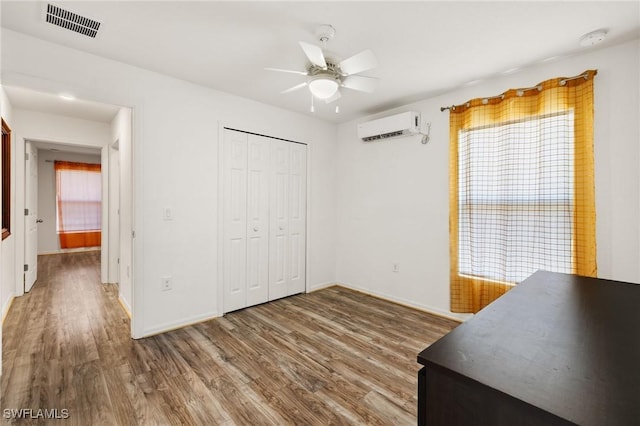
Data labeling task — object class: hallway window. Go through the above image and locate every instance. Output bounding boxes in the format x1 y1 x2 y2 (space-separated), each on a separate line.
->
55 161 102 249
1 118 10 240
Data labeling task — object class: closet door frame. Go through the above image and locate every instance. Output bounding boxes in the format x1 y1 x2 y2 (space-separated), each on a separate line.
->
217 125 310 316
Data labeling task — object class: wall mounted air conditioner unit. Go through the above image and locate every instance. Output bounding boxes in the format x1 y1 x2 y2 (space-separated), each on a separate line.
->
357 111 421 142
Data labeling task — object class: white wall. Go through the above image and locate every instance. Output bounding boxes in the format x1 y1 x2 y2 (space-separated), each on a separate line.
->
37 150 101 254
1 29 338 338
335 39 640 319
11 109 111 147
0 85 15 373
1 87 15 318
2 27 638 340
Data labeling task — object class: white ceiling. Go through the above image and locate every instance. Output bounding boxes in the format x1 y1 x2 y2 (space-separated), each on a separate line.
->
30 140 101 155
3 86 120 123
1 1 639 123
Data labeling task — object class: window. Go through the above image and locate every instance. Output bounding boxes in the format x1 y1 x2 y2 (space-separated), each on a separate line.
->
55 161 102 249
448 70 597 313
458 112 575 284
2 118 10 240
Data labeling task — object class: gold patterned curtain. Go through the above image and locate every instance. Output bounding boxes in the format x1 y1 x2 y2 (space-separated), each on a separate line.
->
448 70 597 313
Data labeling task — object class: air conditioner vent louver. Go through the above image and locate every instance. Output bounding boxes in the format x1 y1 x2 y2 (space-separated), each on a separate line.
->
362 130 406 142
46 4 101 38
357 111 421 142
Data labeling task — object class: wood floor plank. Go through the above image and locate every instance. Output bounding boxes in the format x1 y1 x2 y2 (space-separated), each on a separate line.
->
363 390 416 425
1 252 459 425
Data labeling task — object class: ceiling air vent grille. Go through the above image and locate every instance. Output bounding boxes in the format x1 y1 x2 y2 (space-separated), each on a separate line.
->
46 4 101 38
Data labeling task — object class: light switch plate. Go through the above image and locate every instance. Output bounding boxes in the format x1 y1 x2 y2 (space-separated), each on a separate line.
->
161 276 172 291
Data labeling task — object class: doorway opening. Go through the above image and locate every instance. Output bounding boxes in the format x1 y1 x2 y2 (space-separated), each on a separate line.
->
24 141 104 292
1 86 133 333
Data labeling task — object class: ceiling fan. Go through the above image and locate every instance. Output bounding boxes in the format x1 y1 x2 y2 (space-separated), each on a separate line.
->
266 25 378 111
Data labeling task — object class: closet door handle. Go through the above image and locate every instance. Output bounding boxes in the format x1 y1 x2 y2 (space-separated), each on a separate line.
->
279 226 284 231
253 227 259 232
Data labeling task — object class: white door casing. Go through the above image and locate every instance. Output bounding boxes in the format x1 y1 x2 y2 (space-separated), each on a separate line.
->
109 142 121 284
24 142 38 292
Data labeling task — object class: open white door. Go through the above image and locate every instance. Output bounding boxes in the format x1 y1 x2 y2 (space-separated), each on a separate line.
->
24 142 38 292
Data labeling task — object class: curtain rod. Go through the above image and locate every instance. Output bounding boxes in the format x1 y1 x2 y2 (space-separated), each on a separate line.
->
440 72 592 112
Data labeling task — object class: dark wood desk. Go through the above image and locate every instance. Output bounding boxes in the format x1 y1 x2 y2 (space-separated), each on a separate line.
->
417 271 640 425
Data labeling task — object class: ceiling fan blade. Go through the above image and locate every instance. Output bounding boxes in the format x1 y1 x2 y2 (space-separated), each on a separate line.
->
264 67 308 76
299 41 327 69
342 75 378 93
324 90 342 104
339 49 378 75
281 82 308 94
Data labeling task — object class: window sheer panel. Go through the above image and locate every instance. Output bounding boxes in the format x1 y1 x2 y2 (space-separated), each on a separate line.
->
55 161 102 249
56 169 102 231
449 71 597 313
458 113 575 284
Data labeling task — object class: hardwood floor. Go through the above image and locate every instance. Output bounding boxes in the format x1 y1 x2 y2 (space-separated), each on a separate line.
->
1 252 458 425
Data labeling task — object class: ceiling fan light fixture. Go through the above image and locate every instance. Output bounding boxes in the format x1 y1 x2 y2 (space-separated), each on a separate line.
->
308 76 339 100
270 25 378 112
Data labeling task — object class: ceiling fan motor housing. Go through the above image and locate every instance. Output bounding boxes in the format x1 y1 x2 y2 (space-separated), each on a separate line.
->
316 24 336 43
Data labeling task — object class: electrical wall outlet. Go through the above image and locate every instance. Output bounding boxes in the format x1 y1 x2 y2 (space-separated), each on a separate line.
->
163 207 173 221
161 276 172 291
393 263 400 272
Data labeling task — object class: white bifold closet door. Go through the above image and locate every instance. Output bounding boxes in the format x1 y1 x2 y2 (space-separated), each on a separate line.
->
223 129 306 313
269 140 307 300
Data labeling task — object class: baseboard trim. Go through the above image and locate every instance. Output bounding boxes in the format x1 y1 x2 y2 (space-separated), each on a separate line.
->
140 311 220 339
307 281 337 293
136 284 468 339
118 294 132 319
1 294 15 324
39 247 101 255
334 281 471 323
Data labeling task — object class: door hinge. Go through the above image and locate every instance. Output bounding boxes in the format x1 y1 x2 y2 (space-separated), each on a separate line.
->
132 230 136 238
117 258 120 264
24 208 29 216
24 264 28 272
25 153 29 161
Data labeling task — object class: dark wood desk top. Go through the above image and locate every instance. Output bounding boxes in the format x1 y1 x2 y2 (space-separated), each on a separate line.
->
418 271 640 425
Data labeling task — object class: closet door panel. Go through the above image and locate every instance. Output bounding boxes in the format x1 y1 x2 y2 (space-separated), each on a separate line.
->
288 143 307 295
224 129 307 312
246 135 270 306
269 140 290 301
223 130 248 312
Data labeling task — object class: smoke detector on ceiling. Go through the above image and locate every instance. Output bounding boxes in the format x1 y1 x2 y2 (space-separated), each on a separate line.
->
579 29 607 47
45 3 101 38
